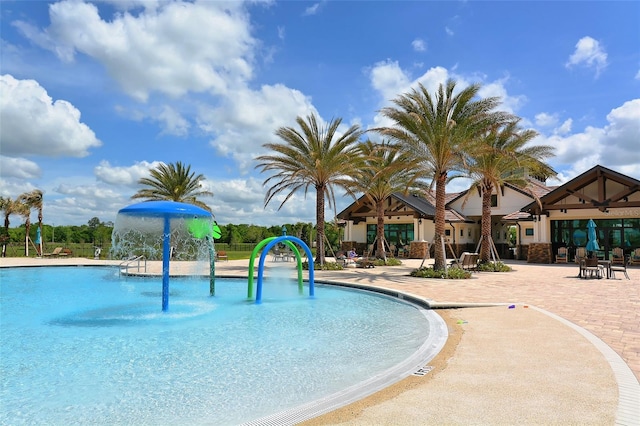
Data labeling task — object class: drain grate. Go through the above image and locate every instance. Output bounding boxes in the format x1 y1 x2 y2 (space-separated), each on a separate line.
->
412 365 434 376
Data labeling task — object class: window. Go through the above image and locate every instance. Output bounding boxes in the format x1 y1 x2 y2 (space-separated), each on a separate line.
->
491 194 498 207
444 229 451 236
366 223 414 245
525 228 534 236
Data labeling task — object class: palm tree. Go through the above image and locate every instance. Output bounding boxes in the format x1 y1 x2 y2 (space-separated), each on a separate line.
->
0 196 19 257
464 120 556 262
131 162 213 212
350 140 431 259
255 114 363 264
377 79 509 270
14 198 31 256
18 190 43 256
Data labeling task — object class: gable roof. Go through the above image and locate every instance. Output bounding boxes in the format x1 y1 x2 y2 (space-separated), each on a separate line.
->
521 164 640 214
337 192 471 223
447 178 555 206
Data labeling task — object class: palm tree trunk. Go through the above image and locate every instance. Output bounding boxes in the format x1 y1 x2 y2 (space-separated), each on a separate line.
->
24 218 30 257
38 208 43 257
433 172 447 270
481 188 493 262
376 200 385 258
315 185 325 265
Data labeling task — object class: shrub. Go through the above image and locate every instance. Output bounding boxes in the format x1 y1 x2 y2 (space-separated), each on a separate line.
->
372 257 403 266
302 261 344 271
477 261 512 272
410 267 472 279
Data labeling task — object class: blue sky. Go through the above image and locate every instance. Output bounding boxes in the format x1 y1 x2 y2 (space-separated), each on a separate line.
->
1 0 639 227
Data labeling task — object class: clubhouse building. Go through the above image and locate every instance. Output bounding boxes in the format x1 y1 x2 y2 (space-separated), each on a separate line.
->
337 165 640 263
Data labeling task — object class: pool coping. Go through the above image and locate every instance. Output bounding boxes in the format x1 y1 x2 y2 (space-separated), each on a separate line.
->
241 283 449 426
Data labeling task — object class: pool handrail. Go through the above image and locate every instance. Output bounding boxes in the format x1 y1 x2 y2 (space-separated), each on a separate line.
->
119 255 147 275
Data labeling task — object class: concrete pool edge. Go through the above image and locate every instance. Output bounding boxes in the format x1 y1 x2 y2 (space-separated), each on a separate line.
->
241 287 449 426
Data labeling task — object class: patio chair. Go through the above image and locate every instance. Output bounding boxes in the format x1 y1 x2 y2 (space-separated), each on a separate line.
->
556 247 568 263
574 247 587 264
610 258 630 280
581 257 603 279
611 247 625 265
271 248 284 262
629 248 640 266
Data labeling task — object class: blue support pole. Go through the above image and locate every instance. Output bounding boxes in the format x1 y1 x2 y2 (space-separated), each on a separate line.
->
162 215 170 311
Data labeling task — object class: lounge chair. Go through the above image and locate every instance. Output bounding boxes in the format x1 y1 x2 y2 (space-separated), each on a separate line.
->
611 247 625 265
556 247 568 263
43 247 64 257
450 252 479 272
574 247 587 264
629 248 640 266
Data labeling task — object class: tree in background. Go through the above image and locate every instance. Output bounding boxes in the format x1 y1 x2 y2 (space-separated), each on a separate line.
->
0 196 20 257
464 120 556 262
256 114 363 264
131 161 213 212
378 80 508 270
350 140 430 259
14 198 31 256
18 190 44 256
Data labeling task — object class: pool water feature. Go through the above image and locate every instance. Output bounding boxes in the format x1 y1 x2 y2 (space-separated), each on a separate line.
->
0 267 446 425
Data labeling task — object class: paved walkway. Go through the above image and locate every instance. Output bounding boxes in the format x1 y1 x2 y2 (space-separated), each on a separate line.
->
2 257 639 425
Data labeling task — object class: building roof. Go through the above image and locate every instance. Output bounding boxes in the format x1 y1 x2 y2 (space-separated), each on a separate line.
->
337 192 472 223
521 164 640 215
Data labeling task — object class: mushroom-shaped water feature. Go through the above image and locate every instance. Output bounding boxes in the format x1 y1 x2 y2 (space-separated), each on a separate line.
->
115 201 214 311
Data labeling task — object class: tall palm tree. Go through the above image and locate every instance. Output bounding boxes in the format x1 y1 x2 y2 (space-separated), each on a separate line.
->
0 196 19 257
14 197 32 256
350 140 431 259
256 114 363 264
18 190 43 256
465 120 556 262
131 161 213 212
377 79 509 270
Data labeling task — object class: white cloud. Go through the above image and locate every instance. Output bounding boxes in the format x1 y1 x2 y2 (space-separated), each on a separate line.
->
198 83 317 172
555 118 572 135
535 112 559 128
0 74 102 157
565 36 608 77
94 160 164 186
445 26 454 36
25 1 257 102
0 156 42 179
412 38 427 52
155 105 190 136
368 63 524 115
540 99 640 179
303 2 325 16
368 60 414 104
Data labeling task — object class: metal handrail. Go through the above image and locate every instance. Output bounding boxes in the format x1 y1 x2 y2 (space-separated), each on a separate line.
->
119 255 147 275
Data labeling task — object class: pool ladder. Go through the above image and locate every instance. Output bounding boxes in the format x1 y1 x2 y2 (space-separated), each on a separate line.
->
119 255 147 275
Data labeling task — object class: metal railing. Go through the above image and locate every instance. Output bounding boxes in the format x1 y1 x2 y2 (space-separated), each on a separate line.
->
119 255 147 275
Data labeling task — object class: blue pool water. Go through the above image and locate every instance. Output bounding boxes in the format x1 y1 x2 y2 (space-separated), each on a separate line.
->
0 267 440 425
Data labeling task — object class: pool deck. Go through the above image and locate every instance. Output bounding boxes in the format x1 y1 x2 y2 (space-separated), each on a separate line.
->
2 256 639 425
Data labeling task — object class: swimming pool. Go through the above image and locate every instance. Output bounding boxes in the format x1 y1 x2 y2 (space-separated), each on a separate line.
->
0 266 446 425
